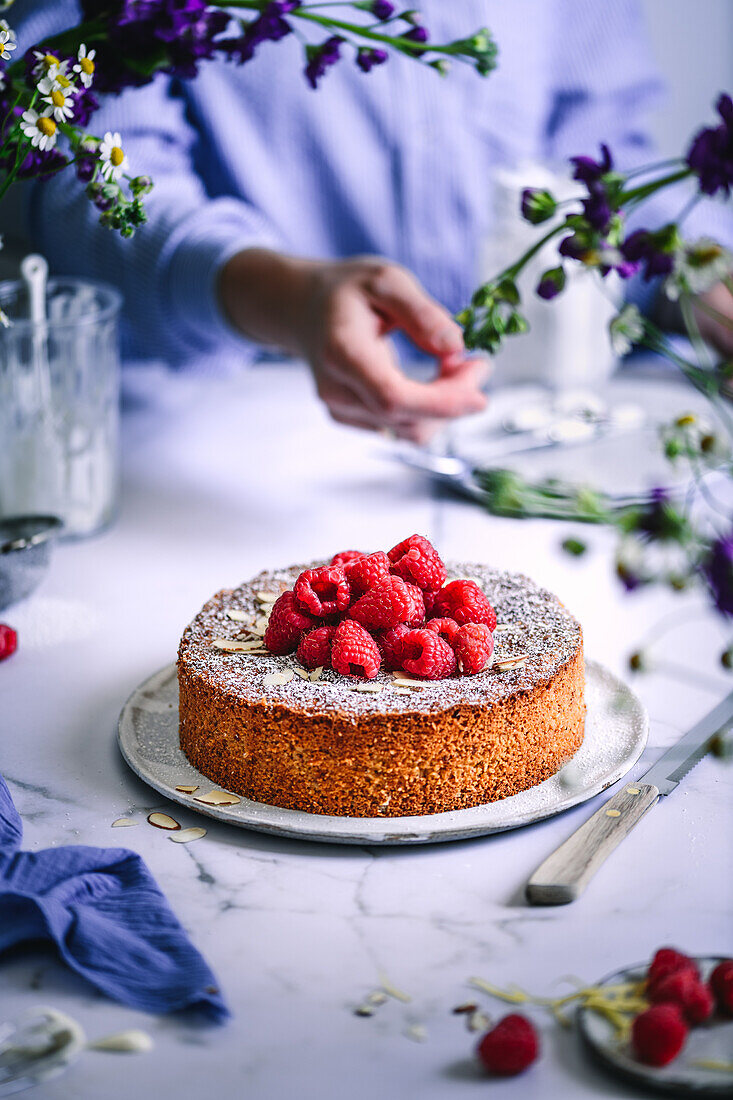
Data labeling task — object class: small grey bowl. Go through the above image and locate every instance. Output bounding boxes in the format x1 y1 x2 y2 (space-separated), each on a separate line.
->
0 515 63 610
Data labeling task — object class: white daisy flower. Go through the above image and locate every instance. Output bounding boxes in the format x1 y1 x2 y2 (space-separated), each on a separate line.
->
99 131 128 182
0 70 6 92
20 107 58 151
73 44 96 88
664 238 733 301
0 307 11 329
0 19 15 42
32 51 70 82
38 75 75 122
0 26 16 60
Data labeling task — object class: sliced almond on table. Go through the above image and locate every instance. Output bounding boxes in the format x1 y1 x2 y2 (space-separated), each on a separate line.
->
175 784 199 794
111 817 138 828
366 990 388 1006
169 827 207 844
194 789 241 806
379 975 412 1003
88 1029 153 1053
225 609 250 623
263 670 294 687
147 812 180 830
354 1004 375 1017
404 1024 427 1042
467 1010 491 1032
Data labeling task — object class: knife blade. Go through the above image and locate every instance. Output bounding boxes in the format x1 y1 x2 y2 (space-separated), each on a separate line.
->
526 689 733 905
638 687 733 795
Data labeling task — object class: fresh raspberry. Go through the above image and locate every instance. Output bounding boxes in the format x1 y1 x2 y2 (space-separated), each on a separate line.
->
0 624 18 662
453 623 495 674
263 592 315 655
477 1014 539 1076
376 623 410 671
350 575 423 631
647 948 698 994
426 617 460 647
345 551 391 597
650 968 714 1025
432 579 497 630
330 549 365 568
400 628 456 679
631 1004 687 1067
388 534 447 592
423 588 441 616
294 566 350 617
405 582 426 625
710 960 733 1015
296 625 336 670
331 620 381 679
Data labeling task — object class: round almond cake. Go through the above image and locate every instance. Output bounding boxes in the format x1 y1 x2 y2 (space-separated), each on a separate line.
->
178 561 586 817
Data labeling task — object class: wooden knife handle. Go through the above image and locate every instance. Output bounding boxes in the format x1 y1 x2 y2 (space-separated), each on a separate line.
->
526 783 660 906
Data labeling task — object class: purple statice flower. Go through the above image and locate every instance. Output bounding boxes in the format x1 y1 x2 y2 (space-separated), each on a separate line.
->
304 36 343 89
570 143 613 185
15 147 68 180
704 530 733 616
356 47 388 73
536 266 565 300
71 87 99 127
621 228 675 281
219 4 293 65
371 1 394 19
686 92 733 197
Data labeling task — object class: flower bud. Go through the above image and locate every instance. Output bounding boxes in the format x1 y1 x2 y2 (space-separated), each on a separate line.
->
520 187 557 224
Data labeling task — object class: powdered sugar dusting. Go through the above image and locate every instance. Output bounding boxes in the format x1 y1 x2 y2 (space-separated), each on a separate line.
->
178 561 582 718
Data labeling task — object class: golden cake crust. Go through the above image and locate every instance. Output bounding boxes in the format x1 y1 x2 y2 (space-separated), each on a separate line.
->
177 562 586 817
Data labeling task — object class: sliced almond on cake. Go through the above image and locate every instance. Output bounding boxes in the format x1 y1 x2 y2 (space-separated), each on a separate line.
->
225 609 250 622
263 670 294 687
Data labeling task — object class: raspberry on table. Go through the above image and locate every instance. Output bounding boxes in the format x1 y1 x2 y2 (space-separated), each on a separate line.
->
477 1014 539 1076
646 948 698 994
710 959 733 1015
331 620 381 679
0 623 17 661
345 551 391 597
400 628 456 679
426 617 460 647
330 549 365 568
432 579 497 630
388 534 447 592
631 1004 688 1067
376 623 409 671
453 622 494 674
650 968 714 1026
263 592 315 655
297 625 336 670
350 575 423 631
294 566 350 617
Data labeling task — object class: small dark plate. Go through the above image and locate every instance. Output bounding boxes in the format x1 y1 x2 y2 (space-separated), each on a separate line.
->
0 515 63 609
578 957 733 1096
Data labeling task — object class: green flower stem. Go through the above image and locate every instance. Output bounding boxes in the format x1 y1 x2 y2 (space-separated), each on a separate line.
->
502 222 567 280
618 167 692 210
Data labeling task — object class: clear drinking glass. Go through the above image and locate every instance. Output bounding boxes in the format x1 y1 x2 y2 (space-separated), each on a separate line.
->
0 277 122 538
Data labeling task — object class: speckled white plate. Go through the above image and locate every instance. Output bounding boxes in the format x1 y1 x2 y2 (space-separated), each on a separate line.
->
117 659 648 845
578 958 733 1096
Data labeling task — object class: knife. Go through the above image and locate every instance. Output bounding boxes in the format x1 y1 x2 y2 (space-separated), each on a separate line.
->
526 689 733 906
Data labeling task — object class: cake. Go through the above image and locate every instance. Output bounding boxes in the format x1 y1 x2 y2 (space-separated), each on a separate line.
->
178 549 585 818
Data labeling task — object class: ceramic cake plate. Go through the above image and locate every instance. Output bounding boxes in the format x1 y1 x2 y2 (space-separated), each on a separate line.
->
117 658 648 846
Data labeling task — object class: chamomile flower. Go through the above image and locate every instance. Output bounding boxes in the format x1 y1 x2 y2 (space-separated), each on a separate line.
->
99 131 128 182
32 50 70 81
39 75 75 122
20 107 58 151
0 25 16 60
73 44 95 88
0 307 10 329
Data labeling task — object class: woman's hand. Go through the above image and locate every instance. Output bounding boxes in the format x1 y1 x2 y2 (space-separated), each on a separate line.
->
219 249 487 441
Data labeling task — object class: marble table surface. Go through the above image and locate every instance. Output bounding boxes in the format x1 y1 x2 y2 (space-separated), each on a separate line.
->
3 362 732 1099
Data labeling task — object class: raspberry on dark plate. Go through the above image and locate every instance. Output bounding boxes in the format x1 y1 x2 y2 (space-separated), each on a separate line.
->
400 628 456 679
477 1014 539 1076
294 566 350 617
631 1004 688 1067
264 592 315 655
388 534 447 592
331 620 381 679
0 624 18 662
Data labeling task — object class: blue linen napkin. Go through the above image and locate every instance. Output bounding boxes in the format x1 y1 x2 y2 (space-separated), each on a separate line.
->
0 774 229 1022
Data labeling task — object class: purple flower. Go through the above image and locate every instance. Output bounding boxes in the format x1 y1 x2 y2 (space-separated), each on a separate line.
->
219 3 293 64
371 0 394 19
559 234 588 261
536 266 566 300
686 92 733 197
15 147 68 180
76 154 97 183
304 36 343 89
581 184 613 233
356 47 388 73
404 24 429 44
570 143 613 185
621 228 675 281
704 531 733 616
71 87 99 127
